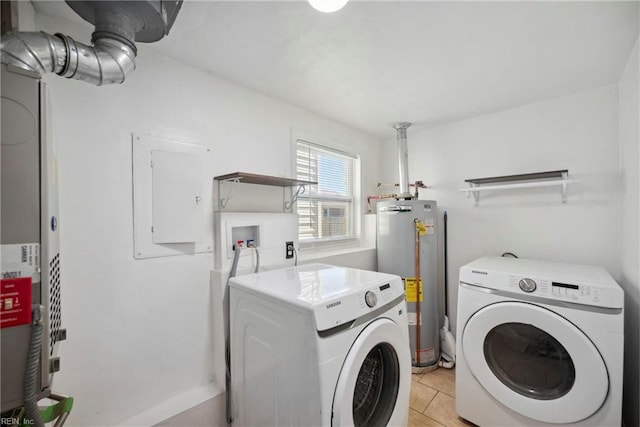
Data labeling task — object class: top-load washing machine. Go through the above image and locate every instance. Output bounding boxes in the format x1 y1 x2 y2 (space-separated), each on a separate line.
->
228 263 411 426
456 256 624 427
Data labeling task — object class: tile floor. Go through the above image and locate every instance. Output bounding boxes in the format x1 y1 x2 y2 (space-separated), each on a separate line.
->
409 368 475 427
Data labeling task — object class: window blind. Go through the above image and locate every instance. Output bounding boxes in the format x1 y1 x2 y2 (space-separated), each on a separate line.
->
296 139 357 243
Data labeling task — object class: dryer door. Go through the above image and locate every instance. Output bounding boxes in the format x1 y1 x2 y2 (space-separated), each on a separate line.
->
462 301 608 424
332 318 411 427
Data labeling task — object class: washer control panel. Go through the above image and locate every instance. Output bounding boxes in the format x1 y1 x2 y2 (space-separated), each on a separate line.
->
364 291 378 307
314 276 404 332
358 282 399 310
518 278 537 293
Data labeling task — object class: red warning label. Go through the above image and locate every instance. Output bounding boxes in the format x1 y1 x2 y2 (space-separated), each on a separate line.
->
1 277 32 328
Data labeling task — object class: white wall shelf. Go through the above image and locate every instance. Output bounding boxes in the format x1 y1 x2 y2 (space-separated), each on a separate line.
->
460 170 577 205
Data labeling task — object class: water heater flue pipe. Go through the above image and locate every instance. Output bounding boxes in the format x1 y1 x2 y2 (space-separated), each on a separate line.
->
0 1 182 85
393 122 412 199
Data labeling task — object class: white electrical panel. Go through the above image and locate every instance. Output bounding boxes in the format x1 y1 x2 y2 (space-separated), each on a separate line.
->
151 150 203 243
132 133 212 259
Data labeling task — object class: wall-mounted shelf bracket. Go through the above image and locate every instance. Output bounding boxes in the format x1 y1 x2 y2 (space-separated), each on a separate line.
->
460 170 577 206
467 182 480 205
214 172 317 212
284 184 306 210
218 177 241 209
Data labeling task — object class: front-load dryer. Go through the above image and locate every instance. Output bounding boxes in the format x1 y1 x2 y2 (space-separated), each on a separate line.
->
456 256 624 427
228 263 411 426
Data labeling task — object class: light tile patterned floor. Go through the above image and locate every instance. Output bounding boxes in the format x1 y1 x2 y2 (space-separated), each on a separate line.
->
409 368 476 427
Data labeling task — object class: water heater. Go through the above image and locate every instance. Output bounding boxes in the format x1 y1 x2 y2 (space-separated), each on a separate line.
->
377 199 440 369
1 64 65 412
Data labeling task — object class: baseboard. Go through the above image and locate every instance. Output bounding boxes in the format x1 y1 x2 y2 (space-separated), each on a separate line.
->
116 382 224 427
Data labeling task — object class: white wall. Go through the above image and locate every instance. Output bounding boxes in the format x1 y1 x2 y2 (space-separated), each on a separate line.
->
34 13 381 426
618 36 639 427
381 85 621 336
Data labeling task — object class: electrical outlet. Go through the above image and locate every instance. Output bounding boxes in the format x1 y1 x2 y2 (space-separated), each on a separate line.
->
286 241 294 259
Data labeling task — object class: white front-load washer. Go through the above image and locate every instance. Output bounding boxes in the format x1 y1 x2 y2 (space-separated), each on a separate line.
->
228 263 411 426
456 256 624 427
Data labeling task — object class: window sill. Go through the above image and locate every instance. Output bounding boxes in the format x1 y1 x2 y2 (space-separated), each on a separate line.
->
298 243 370 260
297 243 377 271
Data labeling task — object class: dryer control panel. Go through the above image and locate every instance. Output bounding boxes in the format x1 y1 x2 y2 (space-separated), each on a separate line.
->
459 256 623 309
505 275 619 308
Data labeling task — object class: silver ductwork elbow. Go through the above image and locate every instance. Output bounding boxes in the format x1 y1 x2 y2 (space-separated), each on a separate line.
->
393 122 413 199
1 31 136 85
0 0 182 86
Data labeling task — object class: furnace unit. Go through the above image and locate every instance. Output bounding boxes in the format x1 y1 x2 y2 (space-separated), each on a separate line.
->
1 64 65 413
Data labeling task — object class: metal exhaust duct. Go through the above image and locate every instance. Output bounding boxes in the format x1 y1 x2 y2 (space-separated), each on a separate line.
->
393 122 412 199
0 1 182 86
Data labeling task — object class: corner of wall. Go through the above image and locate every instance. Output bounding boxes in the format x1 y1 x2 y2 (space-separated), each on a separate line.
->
617 31 640 427
16 1 36 31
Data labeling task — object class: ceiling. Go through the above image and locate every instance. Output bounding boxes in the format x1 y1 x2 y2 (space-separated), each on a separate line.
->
34 1 639 138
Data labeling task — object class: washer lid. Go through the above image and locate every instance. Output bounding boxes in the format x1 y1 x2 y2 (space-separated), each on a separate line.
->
229 264 405 331
230 264 395 302
462 301 608 424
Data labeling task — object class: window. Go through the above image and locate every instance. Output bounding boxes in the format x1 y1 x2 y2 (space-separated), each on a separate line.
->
296 138 359 245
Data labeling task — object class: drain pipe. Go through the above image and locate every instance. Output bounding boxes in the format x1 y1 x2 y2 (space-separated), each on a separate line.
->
393 122 412 199
439 211 456 368
1 1 182 85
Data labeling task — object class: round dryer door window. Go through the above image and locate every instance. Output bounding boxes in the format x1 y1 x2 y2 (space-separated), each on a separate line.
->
484 322 576 400
332 319 411 427
462 302 609 424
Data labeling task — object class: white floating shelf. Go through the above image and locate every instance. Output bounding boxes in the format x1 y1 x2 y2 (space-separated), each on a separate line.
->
460 170 577 205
